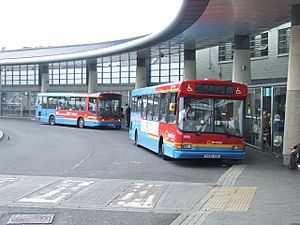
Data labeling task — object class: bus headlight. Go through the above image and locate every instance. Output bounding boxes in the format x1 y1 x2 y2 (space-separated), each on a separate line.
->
182 144 192 149
232 145 243 150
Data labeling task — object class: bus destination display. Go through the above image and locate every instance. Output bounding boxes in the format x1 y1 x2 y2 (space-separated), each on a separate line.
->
195 84 235 95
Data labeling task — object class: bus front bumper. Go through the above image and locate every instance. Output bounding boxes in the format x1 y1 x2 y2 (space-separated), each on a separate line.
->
173 149 245 160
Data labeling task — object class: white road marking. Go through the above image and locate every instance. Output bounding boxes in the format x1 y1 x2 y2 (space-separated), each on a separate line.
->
18 180 94 204
111 182 166 208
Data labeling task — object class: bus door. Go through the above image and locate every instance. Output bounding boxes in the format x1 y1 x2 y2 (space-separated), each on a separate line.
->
38 96 48 118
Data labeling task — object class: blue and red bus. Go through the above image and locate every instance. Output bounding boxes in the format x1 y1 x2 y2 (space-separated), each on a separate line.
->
36 92 122 128
129 79 248 160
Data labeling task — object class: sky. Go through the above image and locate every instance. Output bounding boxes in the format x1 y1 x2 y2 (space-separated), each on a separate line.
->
0 0 183 50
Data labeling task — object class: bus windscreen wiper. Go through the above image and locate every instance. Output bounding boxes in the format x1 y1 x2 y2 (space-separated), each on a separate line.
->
220 122 231 137
195 124 206 136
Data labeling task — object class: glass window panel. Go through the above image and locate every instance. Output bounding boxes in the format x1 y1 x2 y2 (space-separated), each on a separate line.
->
112 78 119 84
151 64 159 70
103 79 111 84
121 66 128 71
103 67 111 72
151 77 159 83
161 70 169 76
130 78 136 83
170 76 180 82
151 70 159 76
112 66 120 72
161 64 169 70
112 72 119 78
170 62 180 69
103 72 110 79
60 68 66 74
170 69 179 76
67 68 74 74
121 77 128 83
161 76 169 82
121 71 129 78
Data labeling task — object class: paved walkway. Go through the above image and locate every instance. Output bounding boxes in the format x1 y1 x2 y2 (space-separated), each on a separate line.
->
172 148 300 225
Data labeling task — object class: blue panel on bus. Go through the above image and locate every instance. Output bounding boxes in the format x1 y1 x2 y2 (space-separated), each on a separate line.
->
132 86 156 96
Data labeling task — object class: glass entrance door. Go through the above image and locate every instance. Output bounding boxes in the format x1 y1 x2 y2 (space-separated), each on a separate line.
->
262 87 272 151
246 88 262 148
272 86 286 154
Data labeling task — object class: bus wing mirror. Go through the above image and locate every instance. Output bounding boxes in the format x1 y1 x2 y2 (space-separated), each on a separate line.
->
169 103 176 112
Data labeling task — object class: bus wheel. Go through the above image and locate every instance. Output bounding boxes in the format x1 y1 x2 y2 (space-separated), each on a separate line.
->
159 139 168 160
134 131 139 147
78 118 84 128
49 116 55 126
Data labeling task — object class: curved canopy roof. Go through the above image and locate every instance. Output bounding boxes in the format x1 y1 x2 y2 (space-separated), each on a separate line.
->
0 0 299 65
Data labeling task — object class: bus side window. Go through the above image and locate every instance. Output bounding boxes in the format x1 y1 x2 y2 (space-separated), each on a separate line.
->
146 95 154 121
137 97 142 114
75 97 85 111
167 92 177 124
42 96 47 108
89 97 97 113
48 97 57 109
159 93 167 122
153 94 159 121
131 97 136 112
141 96 147 119
57 97 66 110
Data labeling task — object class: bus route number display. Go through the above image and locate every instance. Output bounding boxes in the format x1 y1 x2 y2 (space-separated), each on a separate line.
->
195 84 235 95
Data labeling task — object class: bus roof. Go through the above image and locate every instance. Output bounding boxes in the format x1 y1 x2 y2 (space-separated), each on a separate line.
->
132 79 248 98
37 92 121 98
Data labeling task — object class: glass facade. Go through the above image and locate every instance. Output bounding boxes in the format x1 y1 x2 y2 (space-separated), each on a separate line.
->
250 32 268 58
49 60 86 85
218 43 234 62
0 65 39 85
245 85 286 155
150 42 184 84
97 52 136 84
1 92 37 117
278 27 291 54
218 32 269 62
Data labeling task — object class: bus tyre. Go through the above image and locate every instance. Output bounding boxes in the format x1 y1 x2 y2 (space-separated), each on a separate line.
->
159 140 168 160
49 116 55 126
78 118 84 129
134 131 139 147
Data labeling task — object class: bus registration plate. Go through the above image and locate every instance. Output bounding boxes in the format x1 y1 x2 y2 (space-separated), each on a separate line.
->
204 154 221 159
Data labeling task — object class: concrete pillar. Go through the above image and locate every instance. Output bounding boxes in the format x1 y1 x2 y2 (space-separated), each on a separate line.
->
184 50 196 80
135 58 146 89
232 35 251 84
39 64 49 93
282 4 300 166
87 59 97 94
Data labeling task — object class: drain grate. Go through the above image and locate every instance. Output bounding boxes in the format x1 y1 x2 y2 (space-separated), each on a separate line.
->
201 186 257 212
7 214 55 224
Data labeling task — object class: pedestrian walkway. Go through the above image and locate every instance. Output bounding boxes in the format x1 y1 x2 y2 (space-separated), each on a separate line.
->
172 147 300 225
0 175 214 214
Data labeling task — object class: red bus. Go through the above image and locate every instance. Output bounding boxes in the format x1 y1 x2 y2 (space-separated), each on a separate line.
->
129 79 248 160
36 92 122 128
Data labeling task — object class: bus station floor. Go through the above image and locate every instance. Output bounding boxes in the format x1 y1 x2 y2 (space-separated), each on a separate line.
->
171 146 300 225
0 128 299 225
